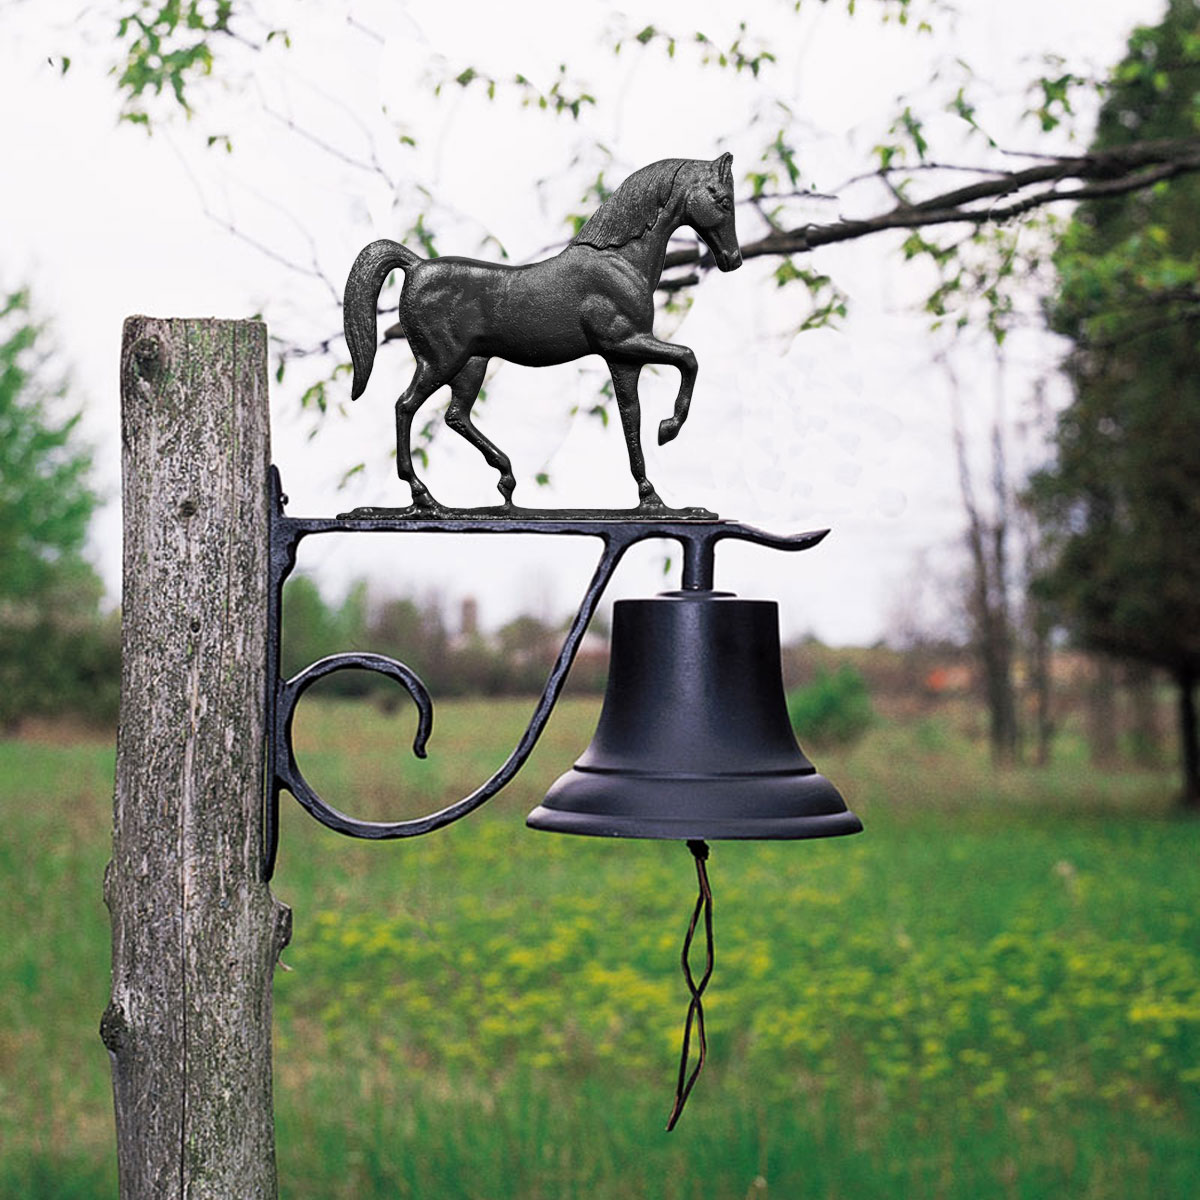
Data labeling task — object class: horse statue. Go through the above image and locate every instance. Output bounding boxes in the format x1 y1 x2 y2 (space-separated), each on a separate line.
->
343 154 741 512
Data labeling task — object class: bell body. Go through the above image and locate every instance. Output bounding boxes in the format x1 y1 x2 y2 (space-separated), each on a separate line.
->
527 591 863 841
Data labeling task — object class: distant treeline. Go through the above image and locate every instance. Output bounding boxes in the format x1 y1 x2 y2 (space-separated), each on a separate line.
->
1 571 1171 776
0 577 121 732
280 577 610 701
0 574 614 733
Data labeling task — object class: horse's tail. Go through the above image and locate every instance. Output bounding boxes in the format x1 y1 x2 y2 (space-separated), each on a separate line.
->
344 239 421 400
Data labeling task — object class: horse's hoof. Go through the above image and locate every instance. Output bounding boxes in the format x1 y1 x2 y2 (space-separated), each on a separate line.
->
497 474 517 503
658 418 680 445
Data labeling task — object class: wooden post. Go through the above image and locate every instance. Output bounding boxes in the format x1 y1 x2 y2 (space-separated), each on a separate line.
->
103 318 292 1197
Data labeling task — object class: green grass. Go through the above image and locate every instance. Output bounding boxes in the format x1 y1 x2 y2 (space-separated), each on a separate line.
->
1 699 1197 1198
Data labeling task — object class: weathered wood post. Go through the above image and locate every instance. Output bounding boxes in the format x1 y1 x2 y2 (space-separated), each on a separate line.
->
103 317 292 1197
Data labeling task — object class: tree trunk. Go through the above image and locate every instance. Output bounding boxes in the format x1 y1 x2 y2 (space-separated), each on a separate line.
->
1124 662 1161 766
945 360 1020 768
1178 666 1200 810
1087 655 1119 768
103 317 291 1197
1028 602 1054 768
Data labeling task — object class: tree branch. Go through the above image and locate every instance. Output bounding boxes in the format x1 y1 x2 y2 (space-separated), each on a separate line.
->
663 137 1200 272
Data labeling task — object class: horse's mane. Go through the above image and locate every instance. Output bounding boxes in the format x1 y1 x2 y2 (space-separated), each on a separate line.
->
570 159 692 250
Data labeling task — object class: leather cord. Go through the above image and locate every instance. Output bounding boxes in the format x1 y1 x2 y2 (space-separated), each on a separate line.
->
666 839 714 1131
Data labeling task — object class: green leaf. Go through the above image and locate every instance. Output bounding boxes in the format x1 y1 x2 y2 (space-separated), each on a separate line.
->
338 462 365 488
774 258 803 287
301 380 327 414
897 106 928 160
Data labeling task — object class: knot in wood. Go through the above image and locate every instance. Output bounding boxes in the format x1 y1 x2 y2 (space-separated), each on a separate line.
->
131 335 163 381
99 1001 129 1054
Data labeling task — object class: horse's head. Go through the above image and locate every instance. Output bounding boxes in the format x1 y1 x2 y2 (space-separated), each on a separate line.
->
685 153 742 273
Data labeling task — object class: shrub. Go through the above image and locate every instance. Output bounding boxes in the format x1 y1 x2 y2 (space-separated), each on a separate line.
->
786 665 875 748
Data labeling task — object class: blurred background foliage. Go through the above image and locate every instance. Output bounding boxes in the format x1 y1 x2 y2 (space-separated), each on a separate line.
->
1033 0 1200 807
786 665 877 749
0 290 119 732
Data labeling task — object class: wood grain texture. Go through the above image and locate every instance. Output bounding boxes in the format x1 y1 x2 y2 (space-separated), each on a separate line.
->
105 317 291 1198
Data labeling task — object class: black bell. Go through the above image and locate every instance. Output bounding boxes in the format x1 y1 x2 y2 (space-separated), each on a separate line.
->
527 590 863 841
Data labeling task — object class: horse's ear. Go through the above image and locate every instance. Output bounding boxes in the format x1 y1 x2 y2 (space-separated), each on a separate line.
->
715 152 734 185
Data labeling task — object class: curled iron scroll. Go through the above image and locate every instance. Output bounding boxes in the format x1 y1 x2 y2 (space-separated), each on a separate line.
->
267 535 629 866
274 652 434 838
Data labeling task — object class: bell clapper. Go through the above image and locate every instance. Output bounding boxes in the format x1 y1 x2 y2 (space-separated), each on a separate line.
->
666 839 715 1131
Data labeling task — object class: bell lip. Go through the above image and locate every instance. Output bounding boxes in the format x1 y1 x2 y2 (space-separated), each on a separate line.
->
525 806 863 841
536 764 852 820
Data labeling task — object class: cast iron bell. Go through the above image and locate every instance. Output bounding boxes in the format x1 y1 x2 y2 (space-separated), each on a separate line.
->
527 590 862 841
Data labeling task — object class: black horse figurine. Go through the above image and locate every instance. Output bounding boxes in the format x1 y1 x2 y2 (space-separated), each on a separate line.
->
343 153 741 512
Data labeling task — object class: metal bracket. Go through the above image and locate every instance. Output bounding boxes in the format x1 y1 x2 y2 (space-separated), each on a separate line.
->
264 466 828 880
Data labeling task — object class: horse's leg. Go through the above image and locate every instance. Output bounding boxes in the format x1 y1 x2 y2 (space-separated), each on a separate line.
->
610 333 698 446
395 358 446 508
607 360 662 508
443 357 517 505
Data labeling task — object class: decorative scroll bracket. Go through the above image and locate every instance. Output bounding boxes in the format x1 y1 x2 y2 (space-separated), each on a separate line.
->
263 466 829 880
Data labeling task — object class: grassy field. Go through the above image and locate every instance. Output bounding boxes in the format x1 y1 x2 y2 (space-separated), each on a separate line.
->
0 696 1197 1198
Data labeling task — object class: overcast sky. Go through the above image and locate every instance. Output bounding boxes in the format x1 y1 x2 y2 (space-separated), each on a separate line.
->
0 0 1161 643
